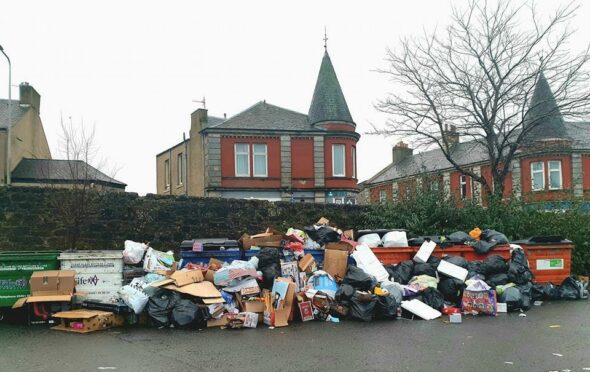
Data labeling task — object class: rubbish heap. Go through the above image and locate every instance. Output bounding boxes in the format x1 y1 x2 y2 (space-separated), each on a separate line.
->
7 219 589 332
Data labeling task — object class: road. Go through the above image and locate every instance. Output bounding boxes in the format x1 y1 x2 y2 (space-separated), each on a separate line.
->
0 300 589 372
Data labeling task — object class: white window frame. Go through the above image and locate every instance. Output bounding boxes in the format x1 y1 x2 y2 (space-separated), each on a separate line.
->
548 160 562 190
352 147 357 179
531 161 545 191
332 144 346 177
164 159 170 189
379 190 387 204
177 153 184 186
459 175 468 199
252 144 268 177
234 143 250 177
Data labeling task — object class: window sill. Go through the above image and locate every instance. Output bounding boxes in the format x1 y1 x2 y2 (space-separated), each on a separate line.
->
176 184 184 189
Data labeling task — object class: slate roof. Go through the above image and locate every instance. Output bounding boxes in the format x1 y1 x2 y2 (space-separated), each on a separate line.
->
0 99 29 129
207 101 315 132
12 159 126 187
525 72 570 141
206 116 226 128
565 121 590 149
308 51 354 125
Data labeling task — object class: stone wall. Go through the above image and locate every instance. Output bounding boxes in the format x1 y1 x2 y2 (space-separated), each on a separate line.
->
0 187 369 252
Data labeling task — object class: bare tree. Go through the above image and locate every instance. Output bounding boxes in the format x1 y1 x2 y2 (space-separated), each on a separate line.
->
49 116 119 249
373 0 590 198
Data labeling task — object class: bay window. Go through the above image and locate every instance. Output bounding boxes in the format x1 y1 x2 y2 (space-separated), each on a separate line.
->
332 144 345 177
548 160 562 190
530 161 545 191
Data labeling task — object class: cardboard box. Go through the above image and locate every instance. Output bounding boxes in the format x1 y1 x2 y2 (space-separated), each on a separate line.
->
298 301 314 321
52 310 124 333
12 270 76 309
241 228 284 249
298 254 316 273
324 248 348 280
325 241 354 252
236 293 266 313
281 261 302 291
267 277 296 327
207 314 230 328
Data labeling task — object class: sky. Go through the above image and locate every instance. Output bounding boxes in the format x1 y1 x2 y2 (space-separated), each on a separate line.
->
1 0 589 195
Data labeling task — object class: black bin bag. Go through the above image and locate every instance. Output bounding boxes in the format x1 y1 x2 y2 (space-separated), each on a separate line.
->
349 295 377 322
374 295 398 320
172 298 204 329
343 266 376 291
147 290 180 328
257 248 282 289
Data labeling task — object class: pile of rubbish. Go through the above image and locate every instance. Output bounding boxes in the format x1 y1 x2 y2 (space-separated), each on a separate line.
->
10 218 589 332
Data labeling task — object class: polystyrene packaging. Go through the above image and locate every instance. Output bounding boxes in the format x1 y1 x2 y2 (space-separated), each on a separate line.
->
381 231 408 248
357 233 381 248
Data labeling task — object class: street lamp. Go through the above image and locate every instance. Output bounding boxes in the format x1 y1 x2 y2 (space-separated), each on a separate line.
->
0 44 11 185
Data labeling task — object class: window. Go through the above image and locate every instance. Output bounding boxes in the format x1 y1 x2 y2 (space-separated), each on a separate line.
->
531 161 545 191
235 143 250 177
460 175 468 199
332 144 345 177
352 147 357 179
548 160 562 190
177 153 184 185
164 159 170 189
379 190 387 204
252 144 268 177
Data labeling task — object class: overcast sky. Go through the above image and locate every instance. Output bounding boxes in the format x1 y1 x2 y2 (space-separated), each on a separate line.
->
1 0 588 194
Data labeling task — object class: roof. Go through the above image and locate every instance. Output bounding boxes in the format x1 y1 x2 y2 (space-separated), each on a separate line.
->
207 101 315 131
206 115 226 128
565 121 590 149
0 99 29 129
11 159 126 188
308 51 354 125
367 141 489 185
525 72 570 141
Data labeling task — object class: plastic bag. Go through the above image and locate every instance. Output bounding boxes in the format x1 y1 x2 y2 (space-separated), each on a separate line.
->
171 298 204 328
438 277 466 305
381 231 408 248
472 230 509 254
442 255 468 269
462 280 497 315
408 275 439 291
387 260 414 284
257 248 282 289
343 265 376 291
381 281 404 304
421 287 445 311
349 295 377 322
532 283 559 301
480 255 508 276
558 276 583 300
335 284 356 304
357 233 381 248
304 226 340 246
374 294 398 320
413 263 436 277
123 240 147 265
118 277 150 314
499 286 522 312
486 273 509 288
447 231 474 244
143 247 175 272
507 262 534 285
147 291 180 327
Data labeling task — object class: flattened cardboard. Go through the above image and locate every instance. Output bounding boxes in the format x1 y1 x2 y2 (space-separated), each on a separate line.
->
271 277 296 327
317 217 330 225
324 249 348 280
169 270 204 286
207 314 230 327
204 270 216 283
202 297 225 304
241 228 284 249
325 241 354 252
163 281 222 298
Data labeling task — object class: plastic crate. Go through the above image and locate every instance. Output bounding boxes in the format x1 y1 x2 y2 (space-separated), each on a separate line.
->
179 250 242 268
371 247 416 265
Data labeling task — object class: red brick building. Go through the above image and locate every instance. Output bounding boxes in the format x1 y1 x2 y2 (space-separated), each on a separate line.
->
364 74 590 206
156 50 360 203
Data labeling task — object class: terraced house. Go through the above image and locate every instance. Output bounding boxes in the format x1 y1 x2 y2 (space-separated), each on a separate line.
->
156 49 360 204
363 74 590 206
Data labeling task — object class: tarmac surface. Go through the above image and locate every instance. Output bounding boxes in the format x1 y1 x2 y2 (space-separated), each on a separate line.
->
0 300 589 372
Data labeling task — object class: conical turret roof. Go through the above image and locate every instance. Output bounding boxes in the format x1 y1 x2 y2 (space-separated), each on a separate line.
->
308 51 354 126
525 72 570 141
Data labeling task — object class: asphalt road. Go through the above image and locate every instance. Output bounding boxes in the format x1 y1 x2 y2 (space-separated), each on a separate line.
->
0 300 589 372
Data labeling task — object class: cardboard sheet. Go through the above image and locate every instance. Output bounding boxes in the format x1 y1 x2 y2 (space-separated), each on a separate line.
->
163 281 222 298
324 249 348 279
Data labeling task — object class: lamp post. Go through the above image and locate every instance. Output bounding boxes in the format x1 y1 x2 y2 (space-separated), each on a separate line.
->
0 44 11 185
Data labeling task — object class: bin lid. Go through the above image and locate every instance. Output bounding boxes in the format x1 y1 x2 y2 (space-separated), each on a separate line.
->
58 250 123 260
512 236 571 244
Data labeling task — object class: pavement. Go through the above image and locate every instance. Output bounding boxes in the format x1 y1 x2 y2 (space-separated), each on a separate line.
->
0 300 589 372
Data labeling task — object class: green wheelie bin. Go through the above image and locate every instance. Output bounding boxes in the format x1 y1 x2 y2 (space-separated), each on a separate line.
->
0 251 60 318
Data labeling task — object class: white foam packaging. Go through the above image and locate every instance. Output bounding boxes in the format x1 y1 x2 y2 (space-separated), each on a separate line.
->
351 244 389 282
401 299 441 320
413 240 436 263
437 260 469 281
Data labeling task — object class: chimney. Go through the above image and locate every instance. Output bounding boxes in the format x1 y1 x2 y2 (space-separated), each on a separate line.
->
190 108 208 133
442 124 459 147
392 141 413 164
19 82 41 112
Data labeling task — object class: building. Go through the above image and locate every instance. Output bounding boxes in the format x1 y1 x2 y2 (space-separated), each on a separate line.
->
364 74 590 206
0 83 126 191
156 49 360 203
